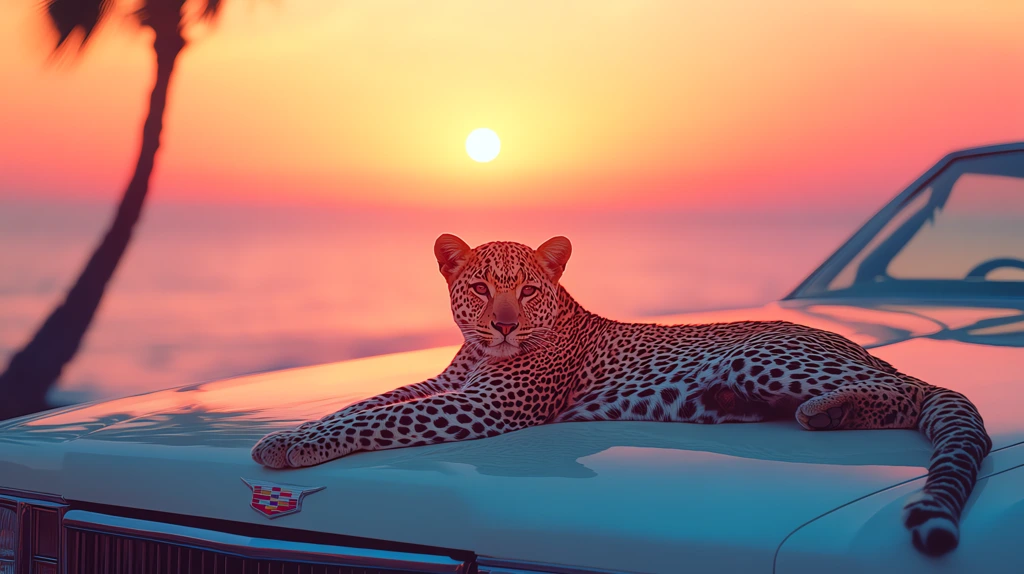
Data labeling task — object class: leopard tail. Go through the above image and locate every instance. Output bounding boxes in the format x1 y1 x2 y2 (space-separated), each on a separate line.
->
902 384 992 556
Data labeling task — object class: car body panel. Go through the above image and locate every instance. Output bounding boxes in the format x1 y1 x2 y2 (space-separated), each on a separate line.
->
0 417 937 573
1 301 1022 573
775 447 1024 574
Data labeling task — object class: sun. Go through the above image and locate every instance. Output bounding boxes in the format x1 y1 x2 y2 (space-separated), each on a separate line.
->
465 128 501 163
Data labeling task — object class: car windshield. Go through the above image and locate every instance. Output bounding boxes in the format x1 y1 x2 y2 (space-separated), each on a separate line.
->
791 150 1024 301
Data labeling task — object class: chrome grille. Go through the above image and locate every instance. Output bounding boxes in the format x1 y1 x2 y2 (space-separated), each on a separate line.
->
66 529 417 573
0 489 66 574
63 511 469 574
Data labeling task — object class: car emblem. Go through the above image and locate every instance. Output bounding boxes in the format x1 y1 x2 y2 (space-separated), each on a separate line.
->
240 478 325 519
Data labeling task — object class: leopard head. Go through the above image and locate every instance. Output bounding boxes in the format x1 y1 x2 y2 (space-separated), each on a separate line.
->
434 234 572 359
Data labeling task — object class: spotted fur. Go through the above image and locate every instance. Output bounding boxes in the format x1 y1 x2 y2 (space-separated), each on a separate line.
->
253 235 992 556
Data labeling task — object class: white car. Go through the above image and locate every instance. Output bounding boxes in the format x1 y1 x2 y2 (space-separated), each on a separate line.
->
1 142 1022 574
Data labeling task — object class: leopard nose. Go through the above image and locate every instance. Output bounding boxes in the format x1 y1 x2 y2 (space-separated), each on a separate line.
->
493 321 519 336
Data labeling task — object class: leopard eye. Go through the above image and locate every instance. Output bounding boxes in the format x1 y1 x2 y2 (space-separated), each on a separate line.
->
471 283 490 296
521 285 537 297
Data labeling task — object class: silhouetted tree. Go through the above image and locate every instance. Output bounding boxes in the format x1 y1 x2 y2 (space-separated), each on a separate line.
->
0 0 223 420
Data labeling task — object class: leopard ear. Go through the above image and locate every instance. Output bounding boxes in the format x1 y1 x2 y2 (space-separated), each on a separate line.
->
535 236 572 282
434 234 472 284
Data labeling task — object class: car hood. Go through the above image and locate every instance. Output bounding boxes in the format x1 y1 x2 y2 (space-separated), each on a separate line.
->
1 301 1022 573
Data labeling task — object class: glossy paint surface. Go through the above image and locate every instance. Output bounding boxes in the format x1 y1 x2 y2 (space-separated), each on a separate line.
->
0 301 1021 573
775 448 1024 574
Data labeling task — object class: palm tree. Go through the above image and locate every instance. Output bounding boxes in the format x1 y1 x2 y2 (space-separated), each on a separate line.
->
0 0 223 420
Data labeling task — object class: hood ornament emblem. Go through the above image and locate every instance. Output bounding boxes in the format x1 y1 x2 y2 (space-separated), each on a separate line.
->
241 478 324 519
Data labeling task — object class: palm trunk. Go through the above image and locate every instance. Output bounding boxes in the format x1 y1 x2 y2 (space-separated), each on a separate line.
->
0 26 185 421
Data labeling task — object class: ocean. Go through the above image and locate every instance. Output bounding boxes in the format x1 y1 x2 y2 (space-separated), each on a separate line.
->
0 198 870 402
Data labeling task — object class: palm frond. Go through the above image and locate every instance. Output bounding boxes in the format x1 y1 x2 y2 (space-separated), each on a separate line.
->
200 0 223 20
43 0 226 52
43 0 114 50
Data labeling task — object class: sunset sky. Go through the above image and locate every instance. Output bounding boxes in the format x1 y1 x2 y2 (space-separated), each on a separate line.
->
1 0 1024 400
1 0 1023 210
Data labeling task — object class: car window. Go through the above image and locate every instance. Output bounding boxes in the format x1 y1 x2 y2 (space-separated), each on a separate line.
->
887 173 1024 281
796 150 1024 300
828 188 934 292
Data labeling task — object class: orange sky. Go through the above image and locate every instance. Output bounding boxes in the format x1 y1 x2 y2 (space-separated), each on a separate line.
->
1 0 1023 209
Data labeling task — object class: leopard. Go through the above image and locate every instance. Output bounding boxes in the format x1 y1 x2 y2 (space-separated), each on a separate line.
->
252 234 992 557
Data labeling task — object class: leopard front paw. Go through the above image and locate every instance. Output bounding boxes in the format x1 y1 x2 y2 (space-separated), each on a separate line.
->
285 436 350 468
251 430 303 469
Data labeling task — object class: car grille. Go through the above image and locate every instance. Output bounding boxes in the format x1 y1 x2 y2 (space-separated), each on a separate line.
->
2 490 615 574
61 510 469 574
66 528 425 574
